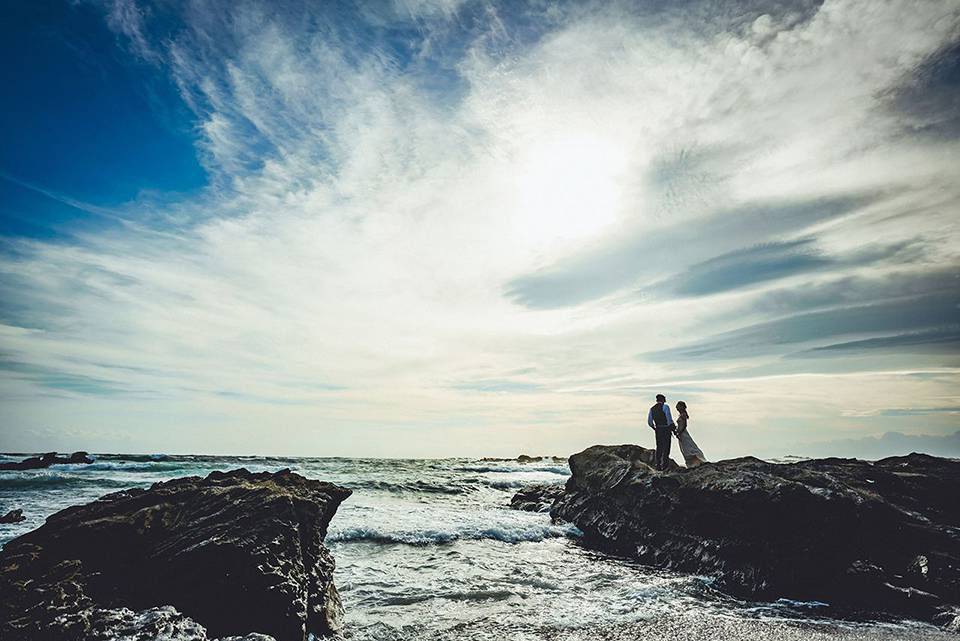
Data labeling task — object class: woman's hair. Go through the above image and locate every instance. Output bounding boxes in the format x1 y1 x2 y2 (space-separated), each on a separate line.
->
676 400 688 415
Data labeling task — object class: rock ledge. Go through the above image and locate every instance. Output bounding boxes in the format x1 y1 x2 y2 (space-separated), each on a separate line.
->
526 444 960 626
0 468 351 641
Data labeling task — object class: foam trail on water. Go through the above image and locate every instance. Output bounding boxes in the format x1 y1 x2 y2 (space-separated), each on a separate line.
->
328 521 580 544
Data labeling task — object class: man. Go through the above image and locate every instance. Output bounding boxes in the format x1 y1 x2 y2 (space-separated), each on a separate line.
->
647 393 675 471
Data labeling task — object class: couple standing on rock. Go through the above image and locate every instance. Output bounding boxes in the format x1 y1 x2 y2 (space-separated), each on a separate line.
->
647 394 706 470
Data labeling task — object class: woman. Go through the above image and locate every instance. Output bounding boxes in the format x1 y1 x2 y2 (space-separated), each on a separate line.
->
674 401 707 468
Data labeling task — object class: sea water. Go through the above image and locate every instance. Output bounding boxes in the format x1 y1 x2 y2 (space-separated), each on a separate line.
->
0 453 952 640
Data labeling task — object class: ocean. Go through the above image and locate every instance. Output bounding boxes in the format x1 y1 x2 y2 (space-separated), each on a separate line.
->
0 453 952 641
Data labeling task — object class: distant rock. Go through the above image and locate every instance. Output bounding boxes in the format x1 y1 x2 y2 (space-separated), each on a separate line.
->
0 509 25 524
0 451 94 470
510 484 566 513
480 455 567 464
548 444 960 626
0 468 351 641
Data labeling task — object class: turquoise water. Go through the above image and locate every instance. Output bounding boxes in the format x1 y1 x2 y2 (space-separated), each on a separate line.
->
0 453 952 640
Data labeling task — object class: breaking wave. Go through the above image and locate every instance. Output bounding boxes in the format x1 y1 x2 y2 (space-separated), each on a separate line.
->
327 521 581 545
454 464 570 475
0 473 144 490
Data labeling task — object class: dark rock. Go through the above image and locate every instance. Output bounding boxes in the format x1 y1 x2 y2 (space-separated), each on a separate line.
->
510 484 566 513
550 445 960 626
50 605 279 641
0 468 351 641
0 509 25 524
60 606 213 640
65 451 95 465
480 455 567 464
0 451 94 470
0 451 58 470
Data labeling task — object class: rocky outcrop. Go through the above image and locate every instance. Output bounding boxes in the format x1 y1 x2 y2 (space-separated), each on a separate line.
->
548 445 960 627
509 484 566 513
0 451 94 470
0 468 351 641
0 509 25 524
38 605 274 641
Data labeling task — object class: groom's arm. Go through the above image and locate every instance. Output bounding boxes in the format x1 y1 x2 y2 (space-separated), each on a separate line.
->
664 405 675 427
646 408 655 429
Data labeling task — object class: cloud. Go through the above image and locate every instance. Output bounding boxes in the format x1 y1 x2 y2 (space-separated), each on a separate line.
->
794 329 960 356
452 379 543 393
103 0 161 63
749 267 960 317
785 430 960 460
659 237 923 298
649 291 960 361
504 194 881 309
1 0 959 455
0 358 135 397
669 239 830 297
888 41 960 139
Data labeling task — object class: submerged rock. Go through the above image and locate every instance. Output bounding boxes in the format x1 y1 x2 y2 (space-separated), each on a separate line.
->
0 468 351 641
0 509 25 524
0 451 94 470
550 445 960 626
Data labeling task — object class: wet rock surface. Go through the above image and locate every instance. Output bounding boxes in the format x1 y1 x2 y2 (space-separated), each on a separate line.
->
0 451 95 470
0 468 351 641
509 483 566 513
545 445 960 627
0 509 25 524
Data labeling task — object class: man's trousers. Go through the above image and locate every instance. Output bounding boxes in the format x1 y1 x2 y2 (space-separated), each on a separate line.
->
654 426 673 470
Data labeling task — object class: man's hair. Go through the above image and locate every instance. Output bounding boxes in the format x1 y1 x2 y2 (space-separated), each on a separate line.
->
655 394 666 402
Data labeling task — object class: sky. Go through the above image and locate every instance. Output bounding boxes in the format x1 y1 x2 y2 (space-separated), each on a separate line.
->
0 0 958 459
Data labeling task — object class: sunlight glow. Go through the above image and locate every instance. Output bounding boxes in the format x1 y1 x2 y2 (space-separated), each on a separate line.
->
512 133 630 248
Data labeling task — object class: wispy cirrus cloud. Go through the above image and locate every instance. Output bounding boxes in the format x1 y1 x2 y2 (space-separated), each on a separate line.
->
504 194 884 308
0 0 958 456
647 292 960 361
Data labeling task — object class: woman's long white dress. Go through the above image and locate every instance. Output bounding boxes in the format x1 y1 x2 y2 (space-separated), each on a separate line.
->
675 415 706 467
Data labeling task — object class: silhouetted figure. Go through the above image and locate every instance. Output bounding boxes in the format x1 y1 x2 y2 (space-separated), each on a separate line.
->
647 394 675 471
674 401 707 468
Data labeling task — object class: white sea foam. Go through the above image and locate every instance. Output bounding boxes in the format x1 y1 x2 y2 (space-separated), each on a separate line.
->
485 477 565 490
2 453 945 641
455 464 570 476
327 521 580 545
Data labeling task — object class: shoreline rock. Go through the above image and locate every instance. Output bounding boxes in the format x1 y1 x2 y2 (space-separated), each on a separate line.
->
0 451 94 470
510 484 566 513
0 509 25 524
0 468 351 641
516 444 960 628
